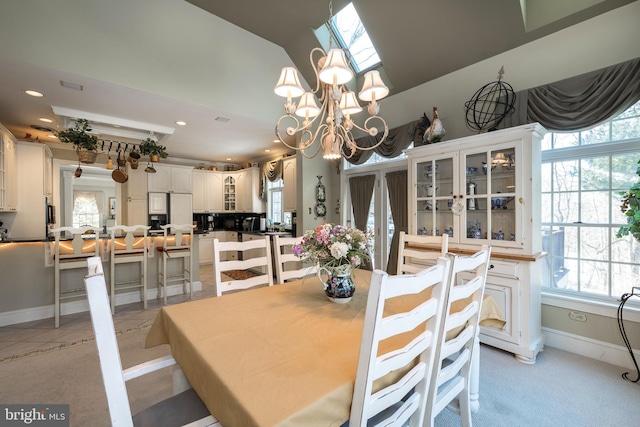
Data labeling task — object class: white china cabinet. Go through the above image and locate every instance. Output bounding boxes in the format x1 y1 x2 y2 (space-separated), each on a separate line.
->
406 123 547 363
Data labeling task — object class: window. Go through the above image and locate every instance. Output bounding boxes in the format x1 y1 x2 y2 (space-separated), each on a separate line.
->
268 178 283 226
72 191 100 229
326 2 380 73
541 101 640 302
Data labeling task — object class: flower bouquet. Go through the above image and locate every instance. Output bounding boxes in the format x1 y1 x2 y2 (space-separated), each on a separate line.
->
293 223 374 302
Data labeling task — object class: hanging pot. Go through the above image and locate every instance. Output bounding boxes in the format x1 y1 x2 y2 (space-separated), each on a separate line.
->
77 148 98 164
111 151 128 183
128 150 140 170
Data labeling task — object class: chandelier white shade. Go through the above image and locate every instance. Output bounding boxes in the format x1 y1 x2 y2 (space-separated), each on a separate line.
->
274 47 389 160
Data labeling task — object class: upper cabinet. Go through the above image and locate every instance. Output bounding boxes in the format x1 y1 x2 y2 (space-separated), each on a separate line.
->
0 130 19 211
239 167 263 213
193 170 223 213
282 157 297 212
148 164 192 193
222 172 237 212
406 123 544 256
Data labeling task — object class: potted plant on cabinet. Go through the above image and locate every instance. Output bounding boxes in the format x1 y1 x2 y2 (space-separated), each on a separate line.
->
139 137 168 162
54 118 100 164
617 159 640 242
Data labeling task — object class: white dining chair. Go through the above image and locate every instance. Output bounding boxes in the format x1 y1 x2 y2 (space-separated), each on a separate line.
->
84 256 221 427
397 232 449 275
212 236 274 296
108 224 150 315
51 226 100 328
349 257 452 427
425 245 491 427
273 235 317 284
157 224 194 304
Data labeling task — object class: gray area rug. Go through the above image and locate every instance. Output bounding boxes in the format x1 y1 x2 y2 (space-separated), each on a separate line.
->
1 331 639 426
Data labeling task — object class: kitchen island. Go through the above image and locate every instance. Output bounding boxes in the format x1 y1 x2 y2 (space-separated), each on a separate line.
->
0 233 201 327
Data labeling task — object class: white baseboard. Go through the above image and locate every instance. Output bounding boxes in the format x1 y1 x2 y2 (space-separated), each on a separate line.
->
542 327 640 371
0 281 202 327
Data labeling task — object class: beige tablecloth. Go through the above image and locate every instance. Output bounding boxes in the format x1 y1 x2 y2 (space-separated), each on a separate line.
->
145 269 505 427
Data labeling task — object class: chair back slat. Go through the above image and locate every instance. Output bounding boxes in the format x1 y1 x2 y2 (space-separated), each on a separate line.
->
397 232 448 275
350 258 451 427
273 235 318 283
213 236 274 296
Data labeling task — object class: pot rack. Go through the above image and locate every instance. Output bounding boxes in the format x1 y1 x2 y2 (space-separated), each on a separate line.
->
97 139 143 154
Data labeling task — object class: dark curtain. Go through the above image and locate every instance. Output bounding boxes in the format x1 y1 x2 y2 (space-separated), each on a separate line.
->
349 175 376 270
385 170 407 275
259 159 284 201
500 57 640 131
344 121 421 165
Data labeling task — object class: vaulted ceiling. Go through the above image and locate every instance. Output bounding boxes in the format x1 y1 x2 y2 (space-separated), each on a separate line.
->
0 0 634 164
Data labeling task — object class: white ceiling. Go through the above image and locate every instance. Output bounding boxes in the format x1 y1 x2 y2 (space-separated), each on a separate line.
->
0 0 634 164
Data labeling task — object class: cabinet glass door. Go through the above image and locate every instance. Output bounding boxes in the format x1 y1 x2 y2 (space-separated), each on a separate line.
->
463 146 517 244
224 175 236 211
415 156 456 238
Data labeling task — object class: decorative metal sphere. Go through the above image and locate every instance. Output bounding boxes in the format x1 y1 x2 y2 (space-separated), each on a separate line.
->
464 67 516 132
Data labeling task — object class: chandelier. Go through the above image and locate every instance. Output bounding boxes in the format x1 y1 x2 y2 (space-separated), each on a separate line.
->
274 3 389 160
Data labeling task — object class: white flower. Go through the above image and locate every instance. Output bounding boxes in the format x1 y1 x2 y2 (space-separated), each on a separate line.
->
329 242 349 259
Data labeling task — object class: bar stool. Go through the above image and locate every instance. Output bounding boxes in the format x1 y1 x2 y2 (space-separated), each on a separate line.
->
108 225 150 315
51 226 100 328
157 224 194 304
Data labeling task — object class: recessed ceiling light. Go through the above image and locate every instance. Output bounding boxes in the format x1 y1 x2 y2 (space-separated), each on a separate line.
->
265 149 271 153
226 158 232 161
273 139 280 143
175 121 187 126
48 134 57 139
24 90 43 97
215 117 230 123
38 118 53 123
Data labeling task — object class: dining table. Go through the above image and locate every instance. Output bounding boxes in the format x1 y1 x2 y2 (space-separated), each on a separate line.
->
145 269 505 427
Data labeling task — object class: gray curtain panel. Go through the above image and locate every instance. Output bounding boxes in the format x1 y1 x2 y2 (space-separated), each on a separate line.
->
349 174 376 270
344 121 421 165
384 170 408 274
259 159 284 201
500 57 640 131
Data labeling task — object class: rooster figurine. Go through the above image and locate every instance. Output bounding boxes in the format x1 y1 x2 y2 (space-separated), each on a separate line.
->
424 106 445 144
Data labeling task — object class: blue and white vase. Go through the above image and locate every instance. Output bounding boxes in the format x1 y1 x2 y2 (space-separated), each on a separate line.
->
318 264 355 303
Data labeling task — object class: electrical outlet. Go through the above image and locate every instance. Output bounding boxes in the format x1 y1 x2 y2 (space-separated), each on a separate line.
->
568 311 587 322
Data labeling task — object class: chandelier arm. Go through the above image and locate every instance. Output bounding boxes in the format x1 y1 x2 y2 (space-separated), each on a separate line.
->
344 116 390 151
309 47 327 95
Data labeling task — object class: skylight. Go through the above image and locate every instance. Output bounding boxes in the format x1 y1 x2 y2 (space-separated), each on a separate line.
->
328 3 381 73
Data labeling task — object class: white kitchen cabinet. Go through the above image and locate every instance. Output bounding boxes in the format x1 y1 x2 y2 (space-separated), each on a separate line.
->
123 167 148 226
224 231 238 261
193 170 223 213
199 233 214 264
148 192 167 214
7 142 51 238
406 123 546 363
222 173 237 212
0 131 18 211
148 164 192 193
126 198 147 228
238 167 263 213
282 157 297 212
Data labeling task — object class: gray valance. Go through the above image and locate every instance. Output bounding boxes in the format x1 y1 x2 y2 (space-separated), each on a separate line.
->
344 120 422 165
500 57 640 131
259 159 284 201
